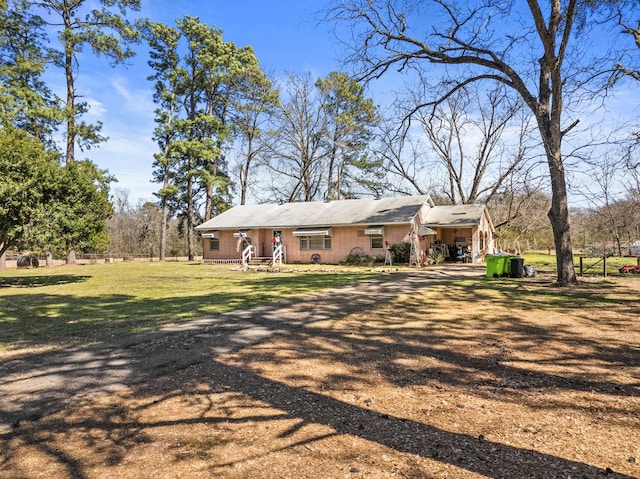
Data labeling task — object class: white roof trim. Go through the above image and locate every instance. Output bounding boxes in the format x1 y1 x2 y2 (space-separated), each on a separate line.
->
418 225 437 235
364 226 384 235
292 228 332 237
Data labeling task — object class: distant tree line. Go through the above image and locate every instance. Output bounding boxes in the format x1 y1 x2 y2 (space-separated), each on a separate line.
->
105 190 196 259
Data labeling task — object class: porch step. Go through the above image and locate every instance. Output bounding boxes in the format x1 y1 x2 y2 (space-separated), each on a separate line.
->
248 256 273 266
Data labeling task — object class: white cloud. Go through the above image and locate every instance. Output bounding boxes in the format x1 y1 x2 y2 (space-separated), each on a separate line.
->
85 97 107 118
112 79 131 99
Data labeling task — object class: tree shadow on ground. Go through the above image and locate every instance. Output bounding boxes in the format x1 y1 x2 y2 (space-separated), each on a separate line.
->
0 271 638 478
0 271 375 350
0 275 90 288
1 356 635 479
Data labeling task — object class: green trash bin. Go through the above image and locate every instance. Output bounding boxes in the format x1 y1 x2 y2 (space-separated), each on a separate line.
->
502 255 513 276
486 255 500 277
486 254 513 277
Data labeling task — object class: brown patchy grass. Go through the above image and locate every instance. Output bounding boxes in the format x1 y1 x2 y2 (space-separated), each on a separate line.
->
1 274 639 479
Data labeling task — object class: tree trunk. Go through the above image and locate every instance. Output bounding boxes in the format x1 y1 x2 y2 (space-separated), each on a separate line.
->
63 6 77 263
204 152 220 221
204 184 213 221
46 250 53 267
186 163 195 262
63 7 75 165
66 246 77 265
240 157 250 205
159 197 168 262
527 0 577 286
0 252 5 270
546 150 577 285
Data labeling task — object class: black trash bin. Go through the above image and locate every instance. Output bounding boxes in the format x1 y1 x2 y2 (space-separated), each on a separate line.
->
510 257 525 278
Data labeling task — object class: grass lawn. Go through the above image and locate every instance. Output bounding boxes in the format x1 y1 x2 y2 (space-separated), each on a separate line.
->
524 252 639 277
0 261 378 353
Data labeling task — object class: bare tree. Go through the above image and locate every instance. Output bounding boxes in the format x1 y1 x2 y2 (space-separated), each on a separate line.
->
374 114 432 196
489 184 553 252
233 70 279 205
262 72 329 202
376 84 537 208
411 83 530 204
329 0 638 285
615 17 640 81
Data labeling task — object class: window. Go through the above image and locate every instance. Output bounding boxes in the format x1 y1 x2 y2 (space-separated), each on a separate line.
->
370 234 384 249
300 235 332 250
209 238 220 251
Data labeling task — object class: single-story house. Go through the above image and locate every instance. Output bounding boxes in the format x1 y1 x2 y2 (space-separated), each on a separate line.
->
195 195 495 265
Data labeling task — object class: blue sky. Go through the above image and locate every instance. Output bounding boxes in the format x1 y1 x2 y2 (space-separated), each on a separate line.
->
62 0 342 205
45 1 639 208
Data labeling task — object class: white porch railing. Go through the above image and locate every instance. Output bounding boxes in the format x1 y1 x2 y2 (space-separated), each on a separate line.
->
242 245 256 266
272 244 285 265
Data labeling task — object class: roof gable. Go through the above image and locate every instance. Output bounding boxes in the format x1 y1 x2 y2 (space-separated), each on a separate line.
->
424 204 488 227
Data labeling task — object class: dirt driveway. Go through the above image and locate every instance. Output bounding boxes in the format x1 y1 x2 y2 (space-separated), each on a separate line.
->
1 266 638 479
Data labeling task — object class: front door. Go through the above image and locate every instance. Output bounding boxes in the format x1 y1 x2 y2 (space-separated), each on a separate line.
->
271 230 282 253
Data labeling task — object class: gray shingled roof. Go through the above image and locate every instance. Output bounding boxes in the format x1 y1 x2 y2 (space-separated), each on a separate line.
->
195 196 431 231
424 204 487 227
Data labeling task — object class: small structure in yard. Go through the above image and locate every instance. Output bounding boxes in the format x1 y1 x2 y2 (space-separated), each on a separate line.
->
16 254 39 268
196 195 495 266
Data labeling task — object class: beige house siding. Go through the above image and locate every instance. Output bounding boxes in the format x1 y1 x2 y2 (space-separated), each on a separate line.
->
284 225 407 264
202 227 492 265
204 231 239 260
202 223 493 264
202 224 415 264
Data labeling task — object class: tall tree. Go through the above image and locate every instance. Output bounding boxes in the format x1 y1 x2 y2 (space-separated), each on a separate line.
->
179 16 226 224
0 0 62 142
28 0 139 264
316 72 380 199
263 72 328 202
33 0 140 164
143 16 266 258
330 0 639 285
140 20 181 261
233 69 279 205
413 84 530 205
263 72 381 202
